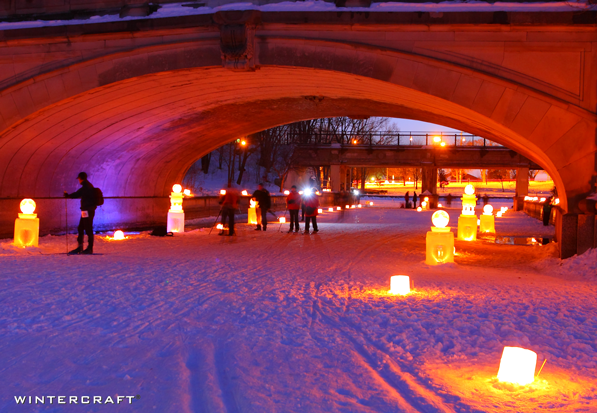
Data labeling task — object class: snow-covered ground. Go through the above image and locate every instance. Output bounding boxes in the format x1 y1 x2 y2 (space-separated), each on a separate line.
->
1 206 596 412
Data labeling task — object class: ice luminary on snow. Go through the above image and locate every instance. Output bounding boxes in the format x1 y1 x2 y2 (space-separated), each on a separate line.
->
417 207 422 212
357 204 362 208
217 224 224 230
14 198 39 247
248 198 258 225
113 230 125 240
318 208 323 213
329 207 334 212
426 210 455 265
497 346 538 386
279 217 286 224
241 190 248 196
284 190 290 195
220 189 226 196
457 184 478 241
479 204 495 234
167 184 185 233
389 275 410 295
184 189 191 196
337 207 341 211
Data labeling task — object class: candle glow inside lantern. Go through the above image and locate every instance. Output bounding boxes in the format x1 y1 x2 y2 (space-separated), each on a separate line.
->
113 230 126 240
337 207 341 211
248 198 258 225
369 201 374 206
217 223 224 230
457 184 478 241
479 204 495 234
357 204 362 208
241 190 248 196
184 189 191 196
318 208 323 213
417 207 422 212
14 198 39 247
389 275 410 295
279 217 286 224
497 346 537 386
497 211 503 218
284 190 290 195
220 189 226 196
329 208 334 212
426 210 455 265
167 184 185 233
345 205 350 209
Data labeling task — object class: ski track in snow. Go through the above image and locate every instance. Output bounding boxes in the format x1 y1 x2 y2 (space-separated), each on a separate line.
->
1 207 596 412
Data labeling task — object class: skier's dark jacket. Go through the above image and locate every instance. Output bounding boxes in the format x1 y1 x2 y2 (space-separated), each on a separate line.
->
66 180 97 211
252 188 271 210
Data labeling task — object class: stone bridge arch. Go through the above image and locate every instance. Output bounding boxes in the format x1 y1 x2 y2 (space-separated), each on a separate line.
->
0 13 595 255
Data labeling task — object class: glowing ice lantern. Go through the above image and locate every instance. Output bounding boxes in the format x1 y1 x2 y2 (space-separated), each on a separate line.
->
328 208 334 212
279 217 286 224
14 198 39 247
389 275 410 295
248 198 258 225
241 190 248 196
457 184 477 241
417 207 422 212
345 205 350 209
337 207 341 211
357 204 362 208
167 184 185 233
369 201 374 206
220 189 226 196
113 230 125 240
217 224 223 230
318 208 323 213
496 211 503 218
497 347 537 386
438 203 443 208
426 210 454 265
284 190 290 195
184 189 191 196
351 205 355 209
480 204 495 234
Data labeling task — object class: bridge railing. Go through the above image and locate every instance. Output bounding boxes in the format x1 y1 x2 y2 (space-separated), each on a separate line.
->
286 131 504 148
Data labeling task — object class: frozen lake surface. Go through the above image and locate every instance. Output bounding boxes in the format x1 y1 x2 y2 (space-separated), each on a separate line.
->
1 206 596 412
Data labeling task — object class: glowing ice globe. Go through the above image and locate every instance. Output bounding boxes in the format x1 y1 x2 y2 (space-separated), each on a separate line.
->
483 204 493 215
464 184 475 195
113 230 125 240
172 184 182 193
20 199 36 215
432 210 450 228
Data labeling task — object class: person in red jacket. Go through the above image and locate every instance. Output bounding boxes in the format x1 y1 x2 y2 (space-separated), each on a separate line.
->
303 191 320 234
286 185 301 233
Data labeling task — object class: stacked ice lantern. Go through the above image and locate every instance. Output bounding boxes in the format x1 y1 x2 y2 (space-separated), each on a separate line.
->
14 198 39 247
457 184 478 241
167 184 185 233
426 210 454 265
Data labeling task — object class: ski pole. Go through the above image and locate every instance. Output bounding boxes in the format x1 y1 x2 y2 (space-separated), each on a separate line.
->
65 196 69 253
209 208 223 235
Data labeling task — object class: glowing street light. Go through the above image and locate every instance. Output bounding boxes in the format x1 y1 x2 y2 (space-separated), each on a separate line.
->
426 210 455 265
389 275 410 295
497 347 538 386
14 198 39 247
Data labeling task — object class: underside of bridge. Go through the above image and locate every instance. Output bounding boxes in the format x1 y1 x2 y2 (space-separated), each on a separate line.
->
0 11 595 256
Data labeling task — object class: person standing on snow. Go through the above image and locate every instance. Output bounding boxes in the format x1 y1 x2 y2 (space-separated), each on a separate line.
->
219 182 239 236
286 185 301 233
412 192 418 209
405 191 410 209
304 192 320 234
542 196 553 226
64 172 97 255
252 183 271 231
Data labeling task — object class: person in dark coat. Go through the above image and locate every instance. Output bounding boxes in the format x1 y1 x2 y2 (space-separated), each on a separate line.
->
412 192 418 209
542 196 553 226
304 193 320 234
252 184 271 231
219 183 239 236
286 185 301 233
446 193 453 207
64 172 97 254
405 191 410 209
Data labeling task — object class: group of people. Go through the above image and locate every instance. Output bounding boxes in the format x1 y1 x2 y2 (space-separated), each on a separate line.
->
218 184 321 236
